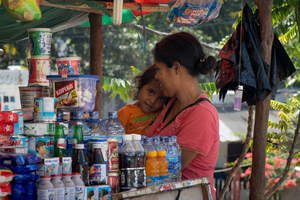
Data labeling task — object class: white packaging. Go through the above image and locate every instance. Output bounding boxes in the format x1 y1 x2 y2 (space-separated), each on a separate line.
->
51 175 65 200
72 173 85 200
62 174 75 200
37 176 55 200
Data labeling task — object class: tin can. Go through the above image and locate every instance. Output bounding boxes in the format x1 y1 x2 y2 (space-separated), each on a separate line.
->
11 110 24 135
108 171 119 194
10 135 28 147
107 138 119 171
0 123 14 134
28 56 50 87
2 112 18 123
88 138 107 163
28 136 54 158
1 146 28 154
34 97 57 122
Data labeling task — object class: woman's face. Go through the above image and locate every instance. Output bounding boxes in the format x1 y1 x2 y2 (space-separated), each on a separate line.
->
154 61 177 98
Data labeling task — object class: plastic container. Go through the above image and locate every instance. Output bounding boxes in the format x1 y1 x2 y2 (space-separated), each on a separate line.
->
165 137 178 183
37 176 55 200
87 111 106 136
157 150 169 184
171 135 182 182
145 151 160 186
28 28 52 56
72 173 85 200
132 134 146 188
105 111 125 135
153 136 164 151
56 57 81 76
19 86 43 108
46 75 100 112
50 174 65 200
61 174 75 200
28 56 50 86
143 137 156 159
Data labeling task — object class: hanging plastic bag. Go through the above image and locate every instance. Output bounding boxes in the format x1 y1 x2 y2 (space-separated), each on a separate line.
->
166 0 222 25
2 0 42 22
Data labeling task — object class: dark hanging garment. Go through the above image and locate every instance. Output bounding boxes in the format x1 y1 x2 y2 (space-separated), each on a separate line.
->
215 4 296 106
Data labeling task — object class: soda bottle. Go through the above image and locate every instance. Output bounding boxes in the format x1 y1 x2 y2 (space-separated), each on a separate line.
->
164 137 178 182
131 134 146 188
72 144 90 186
119 135 137 191
145 151 160 186
54 122 66 157
89 144 107 185
157 150 169 184
171 135 182 181
72 122 84 157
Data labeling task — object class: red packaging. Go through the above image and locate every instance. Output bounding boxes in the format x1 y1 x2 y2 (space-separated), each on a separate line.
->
108 171 119 194
0 112 4 123
0 123 14 134
107 138 119 171
2 112 18 123
0 183 11 197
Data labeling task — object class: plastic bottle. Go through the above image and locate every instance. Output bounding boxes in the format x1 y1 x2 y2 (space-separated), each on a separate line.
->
68 111 91 136
72 144 90 186
131 134 146 188
160 136 167 150
61 174 75 200
171 135 182 182
37 176 55 200
141 136 147 146
153 136 164 151
143 137 156 159
145 151 160 186
72 122 84 157
72 173 85 200
51 174 65 200
164 137 178 183
89 143 107 185
88 111 106 136
119 135 137 191
105 111 125 135
54 122 67 157
157 150 169 184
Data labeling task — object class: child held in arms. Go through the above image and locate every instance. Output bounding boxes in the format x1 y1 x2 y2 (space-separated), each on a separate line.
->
118 65 168 135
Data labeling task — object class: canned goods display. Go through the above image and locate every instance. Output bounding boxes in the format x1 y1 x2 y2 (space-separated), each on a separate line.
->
108 171 119 194
88 138 107 162
11 110 24 135
28 136 54 158
107 138 119 171
10 135 28 147
0 146 28 154
34 97 57 122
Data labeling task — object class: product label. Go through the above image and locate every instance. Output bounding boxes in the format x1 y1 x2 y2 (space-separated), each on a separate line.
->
54 81 78 109
72 138 77 147
65 187 75 200
75 186 85 200
160 175 169 184
55 188 64 200
136 168 146 187
90 164 106 182
146 176 160 186
37 189 55 200
57 138 66 149
62 157 72 174
178 153 182 167
120 169 137 190
167 156 178 173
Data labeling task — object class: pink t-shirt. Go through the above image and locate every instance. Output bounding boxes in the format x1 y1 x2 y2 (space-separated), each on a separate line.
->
145 92 219 200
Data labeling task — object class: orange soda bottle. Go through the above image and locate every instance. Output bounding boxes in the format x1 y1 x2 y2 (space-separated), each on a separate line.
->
146 151 160 186
157 150 169 184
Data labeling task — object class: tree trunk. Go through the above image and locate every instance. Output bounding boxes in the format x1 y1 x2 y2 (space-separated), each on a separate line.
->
250 1 274 200
89 13 103 118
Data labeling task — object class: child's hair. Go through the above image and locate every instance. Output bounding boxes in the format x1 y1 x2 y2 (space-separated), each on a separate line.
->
36 140 46 151
130 64 156 101
87 190 94 198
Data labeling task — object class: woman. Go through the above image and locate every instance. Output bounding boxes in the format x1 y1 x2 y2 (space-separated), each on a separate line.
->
145 32 219 200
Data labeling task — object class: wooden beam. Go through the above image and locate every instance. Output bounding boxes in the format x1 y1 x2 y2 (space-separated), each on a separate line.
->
89 13 103 117
38 0 169 15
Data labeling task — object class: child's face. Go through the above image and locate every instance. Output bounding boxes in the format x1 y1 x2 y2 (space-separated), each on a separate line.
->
37 145 46 156
137 79 167 113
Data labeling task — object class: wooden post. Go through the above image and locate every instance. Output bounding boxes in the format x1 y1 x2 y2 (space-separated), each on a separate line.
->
250 1 274 200
89 13 103 117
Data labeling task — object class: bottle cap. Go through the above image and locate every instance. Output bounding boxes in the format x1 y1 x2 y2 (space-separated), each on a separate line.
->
147 151 157 157
157 150 166 156
108 111 118 119
132 134 141 141
75 144 84 149
93 144 101 149
123 135 132 141
74 122 83 125
89 111 99 120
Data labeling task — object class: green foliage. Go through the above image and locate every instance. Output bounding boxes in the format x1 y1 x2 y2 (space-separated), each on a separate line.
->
199 82 219 101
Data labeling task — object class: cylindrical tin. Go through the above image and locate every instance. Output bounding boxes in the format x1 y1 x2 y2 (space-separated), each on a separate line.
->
19 86 43 108
88 138 107 163
28 136 54 158
34 97 57 122
0 146 28 154
11 110 24 135
28 56 50 87
10 135 28 147
108 171 119 194
107 138 119 171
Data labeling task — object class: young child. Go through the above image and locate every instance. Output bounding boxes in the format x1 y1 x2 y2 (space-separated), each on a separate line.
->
118 65 168 135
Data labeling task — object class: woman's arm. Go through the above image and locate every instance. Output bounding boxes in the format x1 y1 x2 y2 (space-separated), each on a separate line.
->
181 148 198 170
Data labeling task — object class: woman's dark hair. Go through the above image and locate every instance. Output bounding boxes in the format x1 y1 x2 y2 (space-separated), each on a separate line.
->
36 140 46 150
87 190 94 198
130 64 156 101
153 32 216 77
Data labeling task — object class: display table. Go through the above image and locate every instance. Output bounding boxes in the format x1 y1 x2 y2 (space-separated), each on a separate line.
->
112 177 212 200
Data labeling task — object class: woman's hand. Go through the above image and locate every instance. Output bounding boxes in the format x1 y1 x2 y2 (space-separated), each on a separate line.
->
181 148 198 170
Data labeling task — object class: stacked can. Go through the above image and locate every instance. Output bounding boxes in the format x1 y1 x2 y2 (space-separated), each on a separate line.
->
107 138 120 194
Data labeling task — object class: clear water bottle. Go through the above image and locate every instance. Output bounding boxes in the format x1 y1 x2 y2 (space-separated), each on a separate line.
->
131 134 146 188
68 111 91 136
171 136 181 182
143 137 156 159
140 136 147 146
88 111 106 136
153 136 164 151
105 111 125 135
160 136 167 150
165 137 178 183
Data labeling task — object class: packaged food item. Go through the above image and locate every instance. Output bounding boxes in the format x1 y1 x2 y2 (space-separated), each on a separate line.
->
72 173 85 200
98 185 111 200
56 57 81 76
0 183 11 197
37 176 55 200
28 56 51 87
34 97 57 122
28 28 52 56
0 169 14 183
50 174 65 200
61 174 75 200
107 171 119 194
